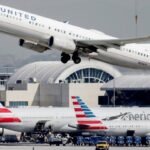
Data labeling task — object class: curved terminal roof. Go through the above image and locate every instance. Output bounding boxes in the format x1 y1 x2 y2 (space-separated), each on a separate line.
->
8 60 123 84
102 75 150 90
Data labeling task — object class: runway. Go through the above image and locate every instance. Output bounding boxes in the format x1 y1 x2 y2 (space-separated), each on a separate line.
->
0 145 149 150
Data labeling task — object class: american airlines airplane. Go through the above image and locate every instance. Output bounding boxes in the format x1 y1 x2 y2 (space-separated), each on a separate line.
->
0 96 150 136
1 5 150 68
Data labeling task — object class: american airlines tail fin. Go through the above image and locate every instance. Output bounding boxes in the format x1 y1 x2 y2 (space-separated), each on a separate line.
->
72 96 107 130
0 104 21 123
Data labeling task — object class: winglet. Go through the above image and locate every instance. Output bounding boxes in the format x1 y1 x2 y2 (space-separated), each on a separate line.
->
64 20 70 24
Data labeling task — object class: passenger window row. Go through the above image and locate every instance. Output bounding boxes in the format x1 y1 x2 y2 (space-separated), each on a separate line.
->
0 12 93 40
49 27 91 40
122 48 149 58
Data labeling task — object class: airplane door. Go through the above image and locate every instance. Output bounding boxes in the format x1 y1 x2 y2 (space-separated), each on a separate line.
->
127 130 135 136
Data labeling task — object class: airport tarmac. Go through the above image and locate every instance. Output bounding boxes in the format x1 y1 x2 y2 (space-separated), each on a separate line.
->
0 145 149 150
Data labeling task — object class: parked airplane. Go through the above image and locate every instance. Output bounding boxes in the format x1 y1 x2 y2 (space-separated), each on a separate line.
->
0 96 150 136
1 5 150 68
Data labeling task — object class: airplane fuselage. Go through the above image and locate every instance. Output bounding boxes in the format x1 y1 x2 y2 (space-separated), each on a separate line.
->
1 107 150 136
0 5 150 68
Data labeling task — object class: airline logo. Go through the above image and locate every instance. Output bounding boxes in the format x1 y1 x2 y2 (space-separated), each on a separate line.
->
72 96 108 130
0 6 36 21
0 105 21 123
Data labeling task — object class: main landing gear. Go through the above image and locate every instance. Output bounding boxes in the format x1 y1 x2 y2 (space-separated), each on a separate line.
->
61 52 81 64
61 52 71 64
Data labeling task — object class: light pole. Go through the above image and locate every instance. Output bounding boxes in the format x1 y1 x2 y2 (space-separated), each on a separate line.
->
134 0 139 37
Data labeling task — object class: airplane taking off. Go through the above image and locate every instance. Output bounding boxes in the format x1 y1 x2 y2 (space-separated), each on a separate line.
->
1 5 150 68
0 97 150 136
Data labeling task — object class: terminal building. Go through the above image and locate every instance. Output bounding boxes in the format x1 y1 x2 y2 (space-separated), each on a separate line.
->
1 59 150 107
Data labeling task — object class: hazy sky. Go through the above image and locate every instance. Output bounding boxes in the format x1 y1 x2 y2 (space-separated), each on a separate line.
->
0 0 150 60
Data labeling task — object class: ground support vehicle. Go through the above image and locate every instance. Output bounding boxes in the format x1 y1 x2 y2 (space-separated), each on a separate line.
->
126 136 133 146
95 141 109 150
117 136 125 146
48 136 62 146
134 136 142 146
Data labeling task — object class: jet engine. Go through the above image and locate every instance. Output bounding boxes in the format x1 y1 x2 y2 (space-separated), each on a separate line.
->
49 36 76 53
44 121 52 130
19 39 48 53
51 124 77 133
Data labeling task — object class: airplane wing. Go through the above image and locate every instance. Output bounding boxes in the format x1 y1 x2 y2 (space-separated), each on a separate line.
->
77 36 150 49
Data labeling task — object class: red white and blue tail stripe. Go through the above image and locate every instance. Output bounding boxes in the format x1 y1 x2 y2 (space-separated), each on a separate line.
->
0 104 21 123
72 96 108 131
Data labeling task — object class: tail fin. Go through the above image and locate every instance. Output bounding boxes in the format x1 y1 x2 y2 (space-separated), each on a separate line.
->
72 96 107 130
0 104 21 123
0 103 11 113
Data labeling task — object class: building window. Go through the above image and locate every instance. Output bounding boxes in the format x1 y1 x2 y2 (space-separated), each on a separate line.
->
65 68 113 83
9 101 28 107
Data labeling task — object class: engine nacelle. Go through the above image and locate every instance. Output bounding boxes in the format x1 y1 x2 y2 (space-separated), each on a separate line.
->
19 39 48 53
51 124 77 133
49 36 76 53
44 121 52 129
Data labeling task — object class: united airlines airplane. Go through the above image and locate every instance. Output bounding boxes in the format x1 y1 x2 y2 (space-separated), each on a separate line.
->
1 5 150 68
0 96 150 136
